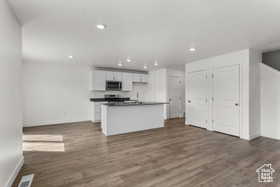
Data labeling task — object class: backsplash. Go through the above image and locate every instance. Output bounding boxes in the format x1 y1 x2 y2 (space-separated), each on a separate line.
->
90 83 148 101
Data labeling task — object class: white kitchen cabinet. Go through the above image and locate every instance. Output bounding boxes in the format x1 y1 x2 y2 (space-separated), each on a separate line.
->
106 71 123 81
93 102 107 122
106 71 114 81
132 73 140 82
114 72 123 81
122 73 133 91
133 73 148 83
91 69 148 91
142 74 148 83
92 70 106 91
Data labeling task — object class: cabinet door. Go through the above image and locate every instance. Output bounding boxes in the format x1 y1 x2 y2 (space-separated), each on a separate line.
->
142 74 148 83
94 102 106 122
122 73 133 91
106 71 114 81
186 70 210 128
92 70 106 91
132 74 141 82
139 74 144 82
114 72 123 81
212 65 240 136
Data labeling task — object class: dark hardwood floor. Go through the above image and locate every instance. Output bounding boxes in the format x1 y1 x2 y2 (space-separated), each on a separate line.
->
13 119 280 187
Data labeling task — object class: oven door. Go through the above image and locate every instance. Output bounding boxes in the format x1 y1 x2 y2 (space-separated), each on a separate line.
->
106 81 122 91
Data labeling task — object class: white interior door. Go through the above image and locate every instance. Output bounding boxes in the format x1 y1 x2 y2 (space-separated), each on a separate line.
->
212 65 240 136
168 76 185 119
187 70 209 128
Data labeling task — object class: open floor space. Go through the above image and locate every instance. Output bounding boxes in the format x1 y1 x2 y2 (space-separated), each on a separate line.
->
13 119 280 187
2 0 280 186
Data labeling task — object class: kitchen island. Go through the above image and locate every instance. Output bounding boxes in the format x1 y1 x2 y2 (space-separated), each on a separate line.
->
101 102 166 136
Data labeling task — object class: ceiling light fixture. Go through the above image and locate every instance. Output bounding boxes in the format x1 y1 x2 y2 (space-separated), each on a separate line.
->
68 55 73 59
96 24 106 30
189 48 196 52
144 65 148 69
154 61 158 66
126 57 132 62
118 61 123 67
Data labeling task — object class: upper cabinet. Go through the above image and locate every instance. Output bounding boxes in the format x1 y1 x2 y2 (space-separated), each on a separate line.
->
133 73 148 83
106 71 114 81
91 70 106 91
90 69 148 91
142 74 148 83
114 72 123 81
106 71 123 81
122 73 133 91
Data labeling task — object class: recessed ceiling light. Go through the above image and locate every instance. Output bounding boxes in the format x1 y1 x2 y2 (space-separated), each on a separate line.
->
154 61 158 66
96 24 106 30
189 48 196 52
144 65 148 69
118 61 123 67
126 57 132 62
68 55 73 59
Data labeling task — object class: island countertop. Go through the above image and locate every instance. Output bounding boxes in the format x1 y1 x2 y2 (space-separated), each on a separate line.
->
103 102 168 107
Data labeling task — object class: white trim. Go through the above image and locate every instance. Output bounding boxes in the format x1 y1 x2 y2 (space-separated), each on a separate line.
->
24 120 91 127
260 135 280 141
249 133 261 140
5 156 24 187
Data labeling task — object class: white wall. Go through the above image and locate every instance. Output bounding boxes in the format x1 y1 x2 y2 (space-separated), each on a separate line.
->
0 0 23 186
249 49 262 139
23 62 91 126
260 63 280 139
185 49 261 140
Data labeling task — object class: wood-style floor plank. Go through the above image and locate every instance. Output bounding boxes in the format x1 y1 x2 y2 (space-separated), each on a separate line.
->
13 119 280 187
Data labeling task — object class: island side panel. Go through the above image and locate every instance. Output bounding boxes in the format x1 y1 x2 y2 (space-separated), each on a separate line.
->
101 105 108 135
105 104 164 136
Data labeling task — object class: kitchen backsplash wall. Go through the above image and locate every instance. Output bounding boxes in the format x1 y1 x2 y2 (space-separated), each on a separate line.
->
90 83 148 101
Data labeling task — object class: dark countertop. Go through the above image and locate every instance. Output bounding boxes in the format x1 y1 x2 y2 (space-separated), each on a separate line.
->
90 97 130 102
103 102 168 107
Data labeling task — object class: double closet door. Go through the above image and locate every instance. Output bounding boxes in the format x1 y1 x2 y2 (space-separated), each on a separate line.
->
187 65 240 137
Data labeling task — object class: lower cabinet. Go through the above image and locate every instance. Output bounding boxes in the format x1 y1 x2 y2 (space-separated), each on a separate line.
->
92 102 107 122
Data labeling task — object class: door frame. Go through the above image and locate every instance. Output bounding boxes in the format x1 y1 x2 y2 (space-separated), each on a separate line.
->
186 64 242 137
211 64 241 137
167 74 185 119
186 69 211 129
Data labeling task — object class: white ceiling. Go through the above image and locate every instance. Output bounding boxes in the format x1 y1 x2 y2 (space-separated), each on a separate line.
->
9 0 280 70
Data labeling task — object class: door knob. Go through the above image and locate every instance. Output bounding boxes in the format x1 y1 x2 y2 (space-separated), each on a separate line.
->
188 100 191 103
235 103 239 106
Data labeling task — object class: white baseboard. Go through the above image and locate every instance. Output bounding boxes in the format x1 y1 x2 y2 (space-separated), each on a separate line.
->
23 120 91 127
260 134 280 140
249 133 261 140
240 133 261 141
6 156 24 187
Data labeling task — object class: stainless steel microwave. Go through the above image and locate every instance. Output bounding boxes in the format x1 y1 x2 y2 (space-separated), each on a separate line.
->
106 81 122 91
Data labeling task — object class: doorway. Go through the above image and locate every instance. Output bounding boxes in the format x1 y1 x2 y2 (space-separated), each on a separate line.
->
168 75 185 119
